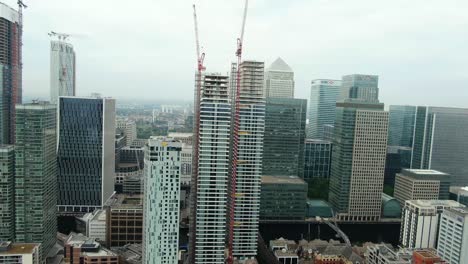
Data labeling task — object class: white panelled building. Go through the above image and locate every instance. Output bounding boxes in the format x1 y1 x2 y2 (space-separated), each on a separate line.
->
400 200 464 249
143 137 181 264
437 207 468 264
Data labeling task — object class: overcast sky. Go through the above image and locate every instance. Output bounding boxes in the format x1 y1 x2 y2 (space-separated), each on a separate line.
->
8 0 468 107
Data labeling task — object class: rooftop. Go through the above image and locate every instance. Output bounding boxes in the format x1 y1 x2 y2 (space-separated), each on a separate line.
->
403 169 448 176
167 132 193 138
267 57 293 72
262 175 306 185
0 242 39 255
406 200 464 208
106 194 143 208
445 206 468 217
413 249 442 260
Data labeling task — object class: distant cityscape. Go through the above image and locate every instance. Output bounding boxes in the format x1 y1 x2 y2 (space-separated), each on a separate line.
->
0 1 467 264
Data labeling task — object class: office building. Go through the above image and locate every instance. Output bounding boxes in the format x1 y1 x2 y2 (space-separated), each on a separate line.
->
180 143 192 186
230 60 265 259
260 176 307 220
0 3 21 145
384 146 412 185
78 209 107 242
329 75 388 222
62 232 118 264
450 186 468 207
307 79 341 139
0 145 15 241
394 169 451 206
143 137 181 264
388 105 416 147
323 124 334 141
366 244 412 264
168 132 193 146
0 242 40 264
437 207 468 264
411 106 468 186
264 57 294 98
57 96 116 214
263 97 306 177
116 119 137 146
400 200 464 249
15 102 57 261
303 139 332 181
106 194 143 247
50 39 75 104
340 74 379 103
190 73 231 264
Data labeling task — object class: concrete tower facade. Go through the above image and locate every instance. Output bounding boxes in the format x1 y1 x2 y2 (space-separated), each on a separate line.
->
0 3 21 145
329 75 388 222
50 40 75 104
264 57 294 99
143 137 181 264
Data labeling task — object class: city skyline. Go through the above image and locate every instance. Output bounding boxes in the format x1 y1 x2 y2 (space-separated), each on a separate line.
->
6 0 467 107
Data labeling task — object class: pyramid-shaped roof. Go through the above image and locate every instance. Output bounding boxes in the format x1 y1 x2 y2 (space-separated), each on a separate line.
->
267 57 293 72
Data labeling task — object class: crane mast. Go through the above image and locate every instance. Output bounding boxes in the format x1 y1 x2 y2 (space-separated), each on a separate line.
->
188 4 205 264
228 1 249 263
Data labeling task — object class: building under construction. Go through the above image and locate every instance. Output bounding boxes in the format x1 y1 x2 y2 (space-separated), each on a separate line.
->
49 32 76 104
0 2 22 145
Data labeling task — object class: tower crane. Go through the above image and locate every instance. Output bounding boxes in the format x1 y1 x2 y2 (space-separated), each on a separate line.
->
48 31 71 42
228 1 249 263
188 4 205 264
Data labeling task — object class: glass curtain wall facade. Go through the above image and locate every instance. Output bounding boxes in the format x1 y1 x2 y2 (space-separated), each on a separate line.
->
14 103 57 262
387 105 416 147
0 145 15 241
263 98 306 177
50 40 75 104
307 79 341 139
57 96 116 214
304 139 332 181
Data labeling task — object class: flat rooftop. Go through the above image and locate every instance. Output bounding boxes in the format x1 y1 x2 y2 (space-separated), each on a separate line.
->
407 200 464 208
0 243 38 255
403 169 448 176
413 249 441 259
107 194 143 208
262 175 306 185
445 207 468 216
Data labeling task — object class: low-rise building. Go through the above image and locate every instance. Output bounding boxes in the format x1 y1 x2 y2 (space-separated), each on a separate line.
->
400 200 464 249
111 244 142 264
381 193 402 218
78 209 107 242
394 169 451 206
366 244 412 264
0 242 40 264
62 232 118 264
437 207 468 264
106 194 143 247
260 176 307 220
412 249 445 264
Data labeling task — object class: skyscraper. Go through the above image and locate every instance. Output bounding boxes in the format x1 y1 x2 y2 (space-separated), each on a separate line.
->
191 73 231 263
0 145 15 241
117 118 137 146
387 105 416 147
230 60 265 259
411 106 468 186
328 74 388 222
143 137 181 264
57 96 116 214
303 139 332 181
15 102 57 261
0 3 21 145
307 79 341 139
340 74 379 103
263 97 306 177
50 39 75 104
264 57 294 98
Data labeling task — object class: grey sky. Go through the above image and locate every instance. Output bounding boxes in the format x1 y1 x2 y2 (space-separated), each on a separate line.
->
10 0 468 107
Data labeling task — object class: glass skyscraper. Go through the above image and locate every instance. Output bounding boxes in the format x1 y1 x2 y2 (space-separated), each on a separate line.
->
304 139 332 181
0 3 21 145
411 106 468 186
263 98 306 177
0 145 15 241
340 74 379 103
388 105 416 147
307 79 341 139
14 102 57 262
57 96 116 214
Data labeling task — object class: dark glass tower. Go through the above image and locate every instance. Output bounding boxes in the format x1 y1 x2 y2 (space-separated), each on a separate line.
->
263 97 307 177
388 105 416 147
57 96 116 214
